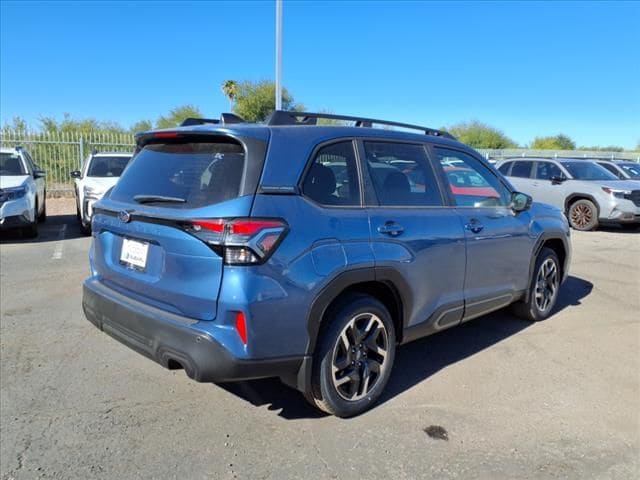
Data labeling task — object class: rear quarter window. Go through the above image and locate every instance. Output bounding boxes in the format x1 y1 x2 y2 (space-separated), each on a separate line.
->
109 140 245 208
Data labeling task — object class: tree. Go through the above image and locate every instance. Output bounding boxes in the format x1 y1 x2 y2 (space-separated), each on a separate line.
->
155 105 203 129
578 145 624 152
231 80 302 123
531 134 576 150
130 120 153 133
221 80 239 110
445 120 517 149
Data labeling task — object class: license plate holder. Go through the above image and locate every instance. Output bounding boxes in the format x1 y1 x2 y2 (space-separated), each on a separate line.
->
120 238 149 271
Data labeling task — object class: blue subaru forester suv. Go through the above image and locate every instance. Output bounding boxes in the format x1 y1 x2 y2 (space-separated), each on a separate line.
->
82 111 571 417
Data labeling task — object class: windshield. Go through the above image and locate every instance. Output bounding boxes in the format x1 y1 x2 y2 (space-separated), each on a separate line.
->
87 155 132 177
109 141 245 208
561 161 618 181
620 163 640 179
0 153 26 176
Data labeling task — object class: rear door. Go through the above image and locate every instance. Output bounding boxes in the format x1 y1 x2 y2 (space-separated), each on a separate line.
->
361 140 467 333
432 147 534 320
505 160 535 195
23 151 45 200
91 134 265 321
532 160 569 209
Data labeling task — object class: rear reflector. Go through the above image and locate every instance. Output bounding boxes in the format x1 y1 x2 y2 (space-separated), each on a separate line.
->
235 312 248 345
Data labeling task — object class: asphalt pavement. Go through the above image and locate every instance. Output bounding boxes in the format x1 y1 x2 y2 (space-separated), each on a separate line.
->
1 210 638 479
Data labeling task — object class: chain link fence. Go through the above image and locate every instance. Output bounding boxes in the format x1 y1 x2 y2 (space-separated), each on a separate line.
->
0 131 135 196
2 131 638 196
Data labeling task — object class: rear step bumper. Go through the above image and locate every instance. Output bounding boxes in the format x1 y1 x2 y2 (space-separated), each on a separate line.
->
82 278 304 383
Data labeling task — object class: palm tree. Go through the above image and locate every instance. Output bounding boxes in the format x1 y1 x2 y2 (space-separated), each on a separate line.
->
221 80 238 110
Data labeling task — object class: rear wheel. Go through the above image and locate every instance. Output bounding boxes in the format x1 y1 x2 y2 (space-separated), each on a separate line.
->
307 294 396 417
512 247 560 321
568 199 598 231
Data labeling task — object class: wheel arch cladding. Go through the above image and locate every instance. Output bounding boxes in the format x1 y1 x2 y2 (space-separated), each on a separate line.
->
565 194 600 216
541 238 566 280
306 271 405 358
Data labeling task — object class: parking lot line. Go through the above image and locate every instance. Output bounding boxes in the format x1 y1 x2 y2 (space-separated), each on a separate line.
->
51 224 67 260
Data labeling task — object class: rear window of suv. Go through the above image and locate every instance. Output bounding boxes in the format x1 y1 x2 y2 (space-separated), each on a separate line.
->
109 140 245 208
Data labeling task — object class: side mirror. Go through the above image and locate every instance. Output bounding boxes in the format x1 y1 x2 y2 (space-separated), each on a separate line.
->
550 175 566 185
510 191 532 212
70 170 81 179
33 170 46 179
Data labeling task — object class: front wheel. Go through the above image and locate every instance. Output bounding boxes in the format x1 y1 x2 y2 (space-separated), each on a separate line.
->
307 294 396 417
568 199 598 231
512 247 560 322
22 204 39 238
38 195 47 223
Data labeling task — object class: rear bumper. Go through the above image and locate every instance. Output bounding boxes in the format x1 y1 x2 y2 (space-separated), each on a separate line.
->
82 278 305 383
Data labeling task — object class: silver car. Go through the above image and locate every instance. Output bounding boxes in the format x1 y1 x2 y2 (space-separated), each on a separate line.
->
593 159 640 181
496 158 640 231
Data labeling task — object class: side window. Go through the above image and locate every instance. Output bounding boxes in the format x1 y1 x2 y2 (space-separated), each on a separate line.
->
598 162 622 178
497 161 512 175
434 148 511 207
302 141 360 206
535 161 563 180
510 161 534 178
363 141 443 206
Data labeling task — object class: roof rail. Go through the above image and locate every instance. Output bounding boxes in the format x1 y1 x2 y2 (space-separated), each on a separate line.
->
180 113 245 127
265 110 456 140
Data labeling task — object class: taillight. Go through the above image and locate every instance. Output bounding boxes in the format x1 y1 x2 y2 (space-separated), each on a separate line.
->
184 218 288 265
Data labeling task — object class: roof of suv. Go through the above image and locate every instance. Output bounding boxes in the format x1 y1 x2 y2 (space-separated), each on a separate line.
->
91 151 133 157
0 147 23 154
137 110 463 149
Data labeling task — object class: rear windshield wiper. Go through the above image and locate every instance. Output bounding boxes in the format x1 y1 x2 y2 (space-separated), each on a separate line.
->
133 194 186 204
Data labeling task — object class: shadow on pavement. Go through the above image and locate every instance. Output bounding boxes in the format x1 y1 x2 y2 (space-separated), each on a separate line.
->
597 225 639 234
0 214 87 244
219 275 593 420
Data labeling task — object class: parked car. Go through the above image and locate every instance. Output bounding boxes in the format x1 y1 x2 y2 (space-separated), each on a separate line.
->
593 159 640 180
82 111 571 417
496 158 640 231
0 146 46 237
70 151 133 234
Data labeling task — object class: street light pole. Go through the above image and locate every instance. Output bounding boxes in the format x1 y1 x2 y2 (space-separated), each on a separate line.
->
275 0 283 110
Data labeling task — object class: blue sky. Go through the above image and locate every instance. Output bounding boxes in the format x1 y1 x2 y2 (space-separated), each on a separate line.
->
1 0 639 148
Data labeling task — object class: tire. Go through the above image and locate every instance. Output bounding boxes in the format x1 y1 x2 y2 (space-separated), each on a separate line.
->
307 294 396 417
568 199 598 231
22 204 38 238
38 196 47 223
80 221 91 235
512 247 560 322
78 201 91 235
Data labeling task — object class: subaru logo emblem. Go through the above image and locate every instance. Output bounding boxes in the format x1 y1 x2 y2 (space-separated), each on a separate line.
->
118 210 131 223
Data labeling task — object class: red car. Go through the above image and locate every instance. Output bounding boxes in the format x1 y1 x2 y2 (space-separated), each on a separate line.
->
444 167 499 198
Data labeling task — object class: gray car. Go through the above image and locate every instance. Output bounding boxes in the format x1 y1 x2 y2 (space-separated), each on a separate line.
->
496 158 640 231
593 159 640 181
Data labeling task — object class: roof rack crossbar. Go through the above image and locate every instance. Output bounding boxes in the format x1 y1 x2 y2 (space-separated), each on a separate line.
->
266 110 455 140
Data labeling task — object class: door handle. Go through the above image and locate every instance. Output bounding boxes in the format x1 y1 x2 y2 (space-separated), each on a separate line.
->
378 221 404 237
465 219 484 234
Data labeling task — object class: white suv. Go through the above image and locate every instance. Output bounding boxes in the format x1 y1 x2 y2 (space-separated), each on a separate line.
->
0 147 47 237
70 151 133 234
